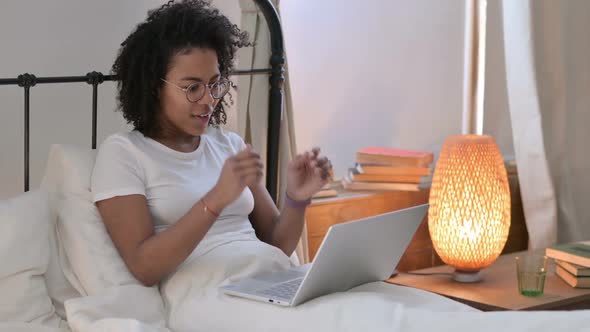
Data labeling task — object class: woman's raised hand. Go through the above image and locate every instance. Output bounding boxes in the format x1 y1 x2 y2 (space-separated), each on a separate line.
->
286 147 332 201
213 145 264 206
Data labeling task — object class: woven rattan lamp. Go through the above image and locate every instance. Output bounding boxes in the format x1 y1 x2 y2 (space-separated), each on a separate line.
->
428 134 511 282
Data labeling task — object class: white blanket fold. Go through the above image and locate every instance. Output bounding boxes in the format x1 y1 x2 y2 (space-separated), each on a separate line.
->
162 240 475 332
0 323 67 332
63 239 590 332
64 285 169 332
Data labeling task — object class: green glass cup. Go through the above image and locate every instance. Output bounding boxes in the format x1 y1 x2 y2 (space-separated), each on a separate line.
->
516 255 548 297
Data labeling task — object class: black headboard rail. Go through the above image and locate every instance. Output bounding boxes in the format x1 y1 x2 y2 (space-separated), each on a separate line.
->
1 0 284 202
0 66 276 192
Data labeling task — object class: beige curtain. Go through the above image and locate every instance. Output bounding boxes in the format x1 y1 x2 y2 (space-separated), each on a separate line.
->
501 0 557 249
501 0 590 247
238 0 309 264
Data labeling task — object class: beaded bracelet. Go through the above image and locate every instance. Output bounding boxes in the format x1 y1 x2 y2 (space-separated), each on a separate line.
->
284 192 311 211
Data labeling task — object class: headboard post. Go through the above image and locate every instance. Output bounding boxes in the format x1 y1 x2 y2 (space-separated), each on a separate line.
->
86 71 106 149
254 0 285 204
17 73 37 192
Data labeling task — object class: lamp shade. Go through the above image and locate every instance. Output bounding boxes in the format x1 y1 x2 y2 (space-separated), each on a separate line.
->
428 134 510 282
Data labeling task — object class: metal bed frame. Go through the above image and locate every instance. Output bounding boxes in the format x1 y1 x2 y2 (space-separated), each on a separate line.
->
0 0 285 203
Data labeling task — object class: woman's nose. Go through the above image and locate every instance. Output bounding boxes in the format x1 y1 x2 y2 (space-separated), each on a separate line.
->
198 85 215 106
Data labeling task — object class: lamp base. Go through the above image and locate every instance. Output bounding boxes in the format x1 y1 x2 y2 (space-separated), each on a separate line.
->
452 270 482 283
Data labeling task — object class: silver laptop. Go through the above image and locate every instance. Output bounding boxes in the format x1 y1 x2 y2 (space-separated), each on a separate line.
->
221 203 428 307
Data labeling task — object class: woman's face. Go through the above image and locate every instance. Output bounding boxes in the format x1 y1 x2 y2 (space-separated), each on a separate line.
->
159 47 221 138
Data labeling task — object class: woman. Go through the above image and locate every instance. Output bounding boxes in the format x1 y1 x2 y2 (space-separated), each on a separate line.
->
88 3 535 331
91 0 332 287
88 3 590 332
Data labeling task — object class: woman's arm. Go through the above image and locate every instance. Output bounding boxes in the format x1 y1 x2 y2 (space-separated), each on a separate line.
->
249 148 332 256
96 188 226 287
248 183 305 256
96 146 263 287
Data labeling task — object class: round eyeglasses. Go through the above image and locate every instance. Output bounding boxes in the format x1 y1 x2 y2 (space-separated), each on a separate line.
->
161 78 231 103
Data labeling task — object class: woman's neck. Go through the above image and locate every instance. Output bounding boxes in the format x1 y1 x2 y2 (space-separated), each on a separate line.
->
153 130 201 153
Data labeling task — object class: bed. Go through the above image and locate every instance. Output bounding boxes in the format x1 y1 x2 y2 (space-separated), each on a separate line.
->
1 1 590 331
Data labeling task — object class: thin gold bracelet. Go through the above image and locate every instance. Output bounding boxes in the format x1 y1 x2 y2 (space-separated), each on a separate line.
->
200 199 219 218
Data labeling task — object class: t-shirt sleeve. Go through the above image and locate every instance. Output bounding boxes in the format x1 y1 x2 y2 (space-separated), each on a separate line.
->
91 136 146 203
226 131 247 153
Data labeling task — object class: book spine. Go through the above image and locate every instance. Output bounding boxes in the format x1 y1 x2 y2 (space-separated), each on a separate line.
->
356 163 432 176
356 154 431 167
555 265 590 288
546 248 590 268
555 265 577 287
555 260 590 277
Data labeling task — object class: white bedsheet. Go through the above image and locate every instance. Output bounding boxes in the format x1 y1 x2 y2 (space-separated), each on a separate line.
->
0 323 68 332
65 284 169 332
63 239 590 332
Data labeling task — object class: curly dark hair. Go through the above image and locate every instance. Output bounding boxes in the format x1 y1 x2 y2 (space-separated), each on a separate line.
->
112 0 249 137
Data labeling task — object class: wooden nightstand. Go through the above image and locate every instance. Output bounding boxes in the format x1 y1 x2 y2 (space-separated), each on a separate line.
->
304 170 528 272
387 251 590 311
305 189 436 272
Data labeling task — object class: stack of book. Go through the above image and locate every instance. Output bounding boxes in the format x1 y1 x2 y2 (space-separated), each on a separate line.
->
342 147 433 192
546 242 590 288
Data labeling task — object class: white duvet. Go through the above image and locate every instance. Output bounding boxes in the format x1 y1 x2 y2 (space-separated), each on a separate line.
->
62 240 590 332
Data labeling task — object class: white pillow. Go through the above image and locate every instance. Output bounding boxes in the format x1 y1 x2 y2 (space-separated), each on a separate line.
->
42 144 144 296
59 191 141 295
0 190 64 327
42 144 97 196
40 145 91 316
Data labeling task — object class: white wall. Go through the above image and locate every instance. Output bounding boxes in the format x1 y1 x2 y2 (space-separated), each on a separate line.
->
0 0 241 199
0 0 518 198
280 0 467 179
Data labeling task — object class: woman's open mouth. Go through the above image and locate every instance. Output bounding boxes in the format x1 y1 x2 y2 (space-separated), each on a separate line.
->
191 111 211 124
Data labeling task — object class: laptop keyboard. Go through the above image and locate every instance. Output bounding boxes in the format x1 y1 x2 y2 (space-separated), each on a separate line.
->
257 277 304 299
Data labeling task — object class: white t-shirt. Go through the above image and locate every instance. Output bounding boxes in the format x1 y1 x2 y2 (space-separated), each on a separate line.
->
91 127 258 257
